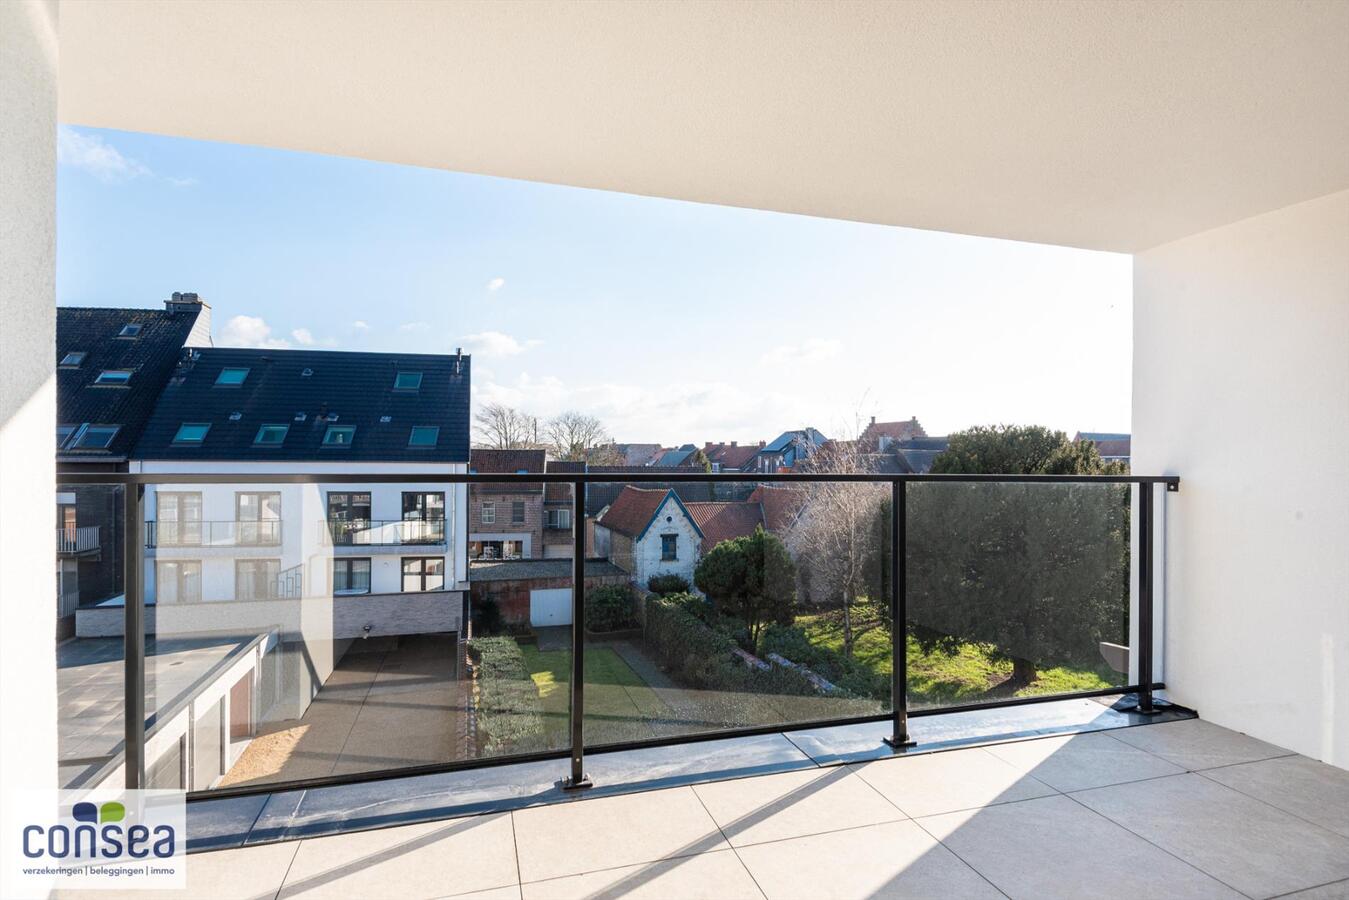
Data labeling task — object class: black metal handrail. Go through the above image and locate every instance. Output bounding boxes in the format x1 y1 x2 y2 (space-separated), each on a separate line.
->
145 519 282 547
59 469 1175 799
322 517 447 546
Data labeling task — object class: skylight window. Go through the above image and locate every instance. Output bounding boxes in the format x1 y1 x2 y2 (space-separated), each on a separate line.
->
94 370 132 385
323 425 356 446
56 424 76 448
72 425 119 449
117 324 142 337
173 423 211 444
215 367 250 386
394 372 423 391
254 424 289 445
408 426 439 447
59 351 86 367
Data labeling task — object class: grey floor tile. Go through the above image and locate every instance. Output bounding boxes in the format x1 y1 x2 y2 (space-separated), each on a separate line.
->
441 887 521 900
1201 755 1349 838
852 745 1058 817
1074 773 1349 898
584 732 816 796
982 730 1186 792
1108 719 1291 770
53 840 300 900
511 786 727 883
520 849 762 899
735 819 1002 899
278 813 518 900
691 766 904 847
186 793 270 852
1277 879 1349 899
919 794 1242 899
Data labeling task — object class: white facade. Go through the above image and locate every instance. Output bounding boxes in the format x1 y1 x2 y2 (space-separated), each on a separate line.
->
599 493 704 589
1134 189 1349 769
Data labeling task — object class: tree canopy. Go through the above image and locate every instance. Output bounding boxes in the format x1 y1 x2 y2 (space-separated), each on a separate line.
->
694 526 797 646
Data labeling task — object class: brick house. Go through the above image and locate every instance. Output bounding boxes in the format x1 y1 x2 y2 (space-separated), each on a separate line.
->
468 448 545 559
702 441 764 473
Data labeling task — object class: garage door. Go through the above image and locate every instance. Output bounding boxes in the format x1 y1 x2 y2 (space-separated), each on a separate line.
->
529 588 572 627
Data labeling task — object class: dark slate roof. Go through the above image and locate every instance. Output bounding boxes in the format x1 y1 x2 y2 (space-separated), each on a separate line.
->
468 558 628 582
544 460 586 502
470 448 545 493
583 467 713 516
652 445 697 466
57 306 203 463
134 348 470 462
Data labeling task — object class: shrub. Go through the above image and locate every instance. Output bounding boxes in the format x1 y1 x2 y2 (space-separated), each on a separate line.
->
586 584 638 632
647 574 691 596
469 637 545 756
473 595 504 636
759 623 888 700
694 527 797 644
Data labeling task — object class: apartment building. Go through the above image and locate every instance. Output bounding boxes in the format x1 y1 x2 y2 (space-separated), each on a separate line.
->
467 448 545 560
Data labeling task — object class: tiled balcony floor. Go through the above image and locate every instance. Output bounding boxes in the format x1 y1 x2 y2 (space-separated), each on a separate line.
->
57 718 1349 900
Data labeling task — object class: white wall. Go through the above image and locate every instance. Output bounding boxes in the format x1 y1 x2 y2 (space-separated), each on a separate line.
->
0 2 58 896
1134 189 1349 768
633 495 703 588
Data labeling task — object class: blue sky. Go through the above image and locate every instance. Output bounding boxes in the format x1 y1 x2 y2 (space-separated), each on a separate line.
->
57 125 1132 444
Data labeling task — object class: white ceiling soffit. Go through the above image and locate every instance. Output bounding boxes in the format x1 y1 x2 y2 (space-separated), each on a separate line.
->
59 0 1349 253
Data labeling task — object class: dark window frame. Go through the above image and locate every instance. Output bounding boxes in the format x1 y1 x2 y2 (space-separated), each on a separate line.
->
393 371 423 391
173 422 211 445
253 424 289 445
322 425 356 446
215 367 251 387
332 558 372 595
59 351 86 367
400 556 445 592
408 425 439 447
661 534 678 561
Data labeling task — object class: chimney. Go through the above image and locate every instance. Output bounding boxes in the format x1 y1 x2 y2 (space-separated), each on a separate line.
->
731 441 737 447
870 416 876 426
166 291 213 348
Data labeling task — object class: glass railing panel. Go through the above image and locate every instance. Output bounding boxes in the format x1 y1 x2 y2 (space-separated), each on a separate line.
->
905 481 1132 712
581 479 890 747
56 481 129 790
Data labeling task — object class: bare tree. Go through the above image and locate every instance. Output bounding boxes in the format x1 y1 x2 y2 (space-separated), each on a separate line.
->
546 410 611 461
586 442 626 466
785 420 887 657
474 402 543 449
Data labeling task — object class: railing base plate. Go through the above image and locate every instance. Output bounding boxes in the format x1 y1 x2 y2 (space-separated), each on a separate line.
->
559 775 593 791
883 736 917 751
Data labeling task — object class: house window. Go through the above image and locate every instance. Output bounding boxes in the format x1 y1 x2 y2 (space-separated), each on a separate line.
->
546 508 571 529
471 540 523 560
95 370 132 385
401 557 444 592
215 367 250 386
236 558 281 601
157 560 201 603
661 534 678 561
70 425 119 449
59 351 86 367
173 423 211 444
322 425 355 446
393 371 423 391
236 492 281 545
117 323 142 337
157 492 202 546
327 492 371 544
408 425 439 447
403 492 445 542
481 501 496 524
333 558 371 595
253 424 289 445
511 501 526 524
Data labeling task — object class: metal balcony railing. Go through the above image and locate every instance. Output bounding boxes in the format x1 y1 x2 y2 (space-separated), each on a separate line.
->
145 519 282 548
56 525 100 555
322 517 447 546
58 468 1179 803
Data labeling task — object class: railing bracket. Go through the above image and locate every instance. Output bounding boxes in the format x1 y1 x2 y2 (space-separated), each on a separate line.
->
883 736 917 751
559 774 593 791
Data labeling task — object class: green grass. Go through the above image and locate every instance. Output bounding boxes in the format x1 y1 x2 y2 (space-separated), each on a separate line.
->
519 644 667 745
795 605 1118 705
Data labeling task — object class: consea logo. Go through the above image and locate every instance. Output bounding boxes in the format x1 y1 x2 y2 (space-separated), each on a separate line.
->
23 799 175 860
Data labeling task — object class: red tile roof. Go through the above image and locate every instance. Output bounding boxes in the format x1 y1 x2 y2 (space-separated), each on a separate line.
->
860 417 927 447
748 485 805 532
685 501 765 553
702 442 762 470
596 486 672 538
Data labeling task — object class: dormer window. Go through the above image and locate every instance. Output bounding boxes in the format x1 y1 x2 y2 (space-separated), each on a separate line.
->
408 426 439 447
94 370 132 385
215 367 249 386
59 351 86 367
393 372 423 391
323 426 355 446
254 424 289 445
173 423 211 444
117 324 142 338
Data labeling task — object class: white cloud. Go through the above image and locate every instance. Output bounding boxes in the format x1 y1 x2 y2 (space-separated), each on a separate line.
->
291 328 315 346
352 320 369 331
399 321 430 332
57 126 152 183
487 277 506 292
460 330 542 358
166 176 198 188
220 315 291 349
759 338 842 367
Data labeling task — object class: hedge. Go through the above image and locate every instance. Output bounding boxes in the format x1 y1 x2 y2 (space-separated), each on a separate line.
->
586 584 639 632
643 593 814 699
759 623 889 701
647 574 691 596
469 636 546 756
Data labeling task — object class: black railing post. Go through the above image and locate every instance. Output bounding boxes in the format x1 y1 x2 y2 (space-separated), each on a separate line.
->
561 478 592 789
124 484 146 788
1135 482 1159 714
884 479 915 749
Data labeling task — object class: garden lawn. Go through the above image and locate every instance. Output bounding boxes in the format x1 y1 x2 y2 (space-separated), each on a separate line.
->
519 644 668 746
794 605 1120 706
